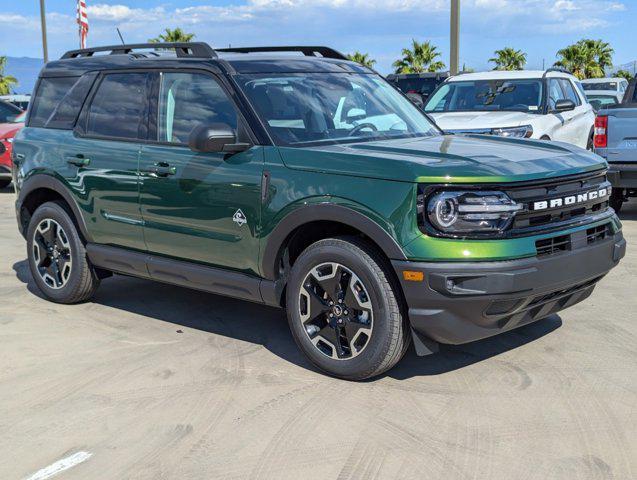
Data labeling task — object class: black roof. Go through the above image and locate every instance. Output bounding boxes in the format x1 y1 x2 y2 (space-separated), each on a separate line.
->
42 42 371 77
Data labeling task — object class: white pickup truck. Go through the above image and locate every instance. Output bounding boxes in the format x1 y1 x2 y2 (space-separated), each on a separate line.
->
594 78 637 212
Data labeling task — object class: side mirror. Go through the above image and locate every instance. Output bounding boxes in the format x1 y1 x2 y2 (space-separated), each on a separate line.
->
188 123 250 154
553 99 576 113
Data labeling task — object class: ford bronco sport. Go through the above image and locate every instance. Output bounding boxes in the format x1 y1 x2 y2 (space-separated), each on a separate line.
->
12 43 626 380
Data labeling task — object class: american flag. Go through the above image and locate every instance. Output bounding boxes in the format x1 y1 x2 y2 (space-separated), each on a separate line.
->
77 0 89 49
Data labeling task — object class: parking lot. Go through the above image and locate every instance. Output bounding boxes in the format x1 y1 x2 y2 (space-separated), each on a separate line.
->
0 183 635 479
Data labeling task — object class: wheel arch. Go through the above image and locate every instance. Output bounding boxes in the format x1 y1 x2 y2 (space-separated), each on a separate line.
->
16 174 92 242
261 203 407 283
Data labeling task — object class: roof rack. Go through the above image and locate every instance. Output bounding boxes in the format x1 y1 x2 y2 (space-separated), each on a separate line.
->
61 42 217 59
543 67 572 78
216 46 348 61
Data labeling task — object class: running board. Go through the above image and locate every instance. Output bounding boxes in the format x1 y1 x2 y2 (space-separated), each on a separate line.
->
86 244 281 307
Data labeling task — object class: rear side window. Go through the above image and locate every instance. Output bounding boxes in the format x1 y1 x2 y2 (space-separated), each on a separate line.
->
29 77 79 127
86 73 149 140
45 73 97 129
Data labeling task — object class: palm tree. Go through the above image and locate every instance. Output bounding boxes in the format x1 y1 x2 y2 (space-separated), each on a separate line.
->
0 56 18 95
392 40 446 74
149 28 195 44
347 52 376 68
555 39 614 79
613 69 633 81
489 47 527 71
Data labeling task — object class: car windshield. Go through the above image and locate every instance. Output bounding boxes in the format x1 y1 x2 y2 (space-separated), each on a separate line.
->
424 79 544 113
235 73 439 146
393 77 439 95
586 95 618 106
582 82 618 91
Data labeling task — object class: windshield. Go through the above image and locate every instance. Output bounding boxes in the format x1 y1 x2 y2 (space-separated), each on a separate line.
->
586 95 618 106
393 77 439 95
582 82 617 91
236 73 439 146
424 79 544 113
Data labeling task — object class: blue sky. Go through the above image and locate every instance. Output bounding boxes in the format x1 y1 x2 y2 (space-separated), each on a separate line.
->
1 0 635 74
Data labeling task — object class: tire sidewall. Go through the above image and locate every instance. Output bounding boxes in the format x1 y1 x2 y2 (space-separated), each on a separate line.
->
26 202 87 303
286 241 397 379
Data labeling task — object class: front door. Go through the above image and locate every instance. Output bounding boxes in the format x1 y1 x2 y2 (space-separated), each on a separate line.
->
139 71 263 275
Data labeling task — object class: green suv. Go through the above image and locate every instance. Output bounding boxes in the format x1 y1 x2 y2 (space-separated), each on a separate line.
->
12 43 626 380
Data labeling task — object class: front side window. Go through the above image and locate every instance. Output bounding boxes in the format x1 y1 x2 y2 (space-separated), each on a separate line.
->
424 79 543 113
28 77 79 127
558 79 581 106
548 79 566 111
236 73 438 146
87 73 149 140
157 72 237 144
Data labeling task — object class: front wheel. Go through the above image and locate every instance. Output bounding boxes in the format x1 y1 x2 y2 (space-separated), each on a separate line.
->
610 189 624 213
286 237 410 380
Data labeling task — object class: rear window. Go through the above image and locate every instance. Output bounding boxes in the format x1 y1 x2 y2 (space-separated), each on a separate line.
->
582 82 618 91
392 77 439 95
29 77 79 127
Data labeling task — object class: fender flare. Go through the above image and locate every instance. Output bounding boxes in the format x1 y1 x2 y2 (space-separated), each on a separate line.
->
16 174 93 242
261 203 407 280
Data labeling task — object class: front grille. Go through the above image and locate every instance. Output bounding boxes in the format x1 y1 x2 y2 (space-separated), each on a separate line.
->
535 234 571 257
505 171 611 235
587 224 611 244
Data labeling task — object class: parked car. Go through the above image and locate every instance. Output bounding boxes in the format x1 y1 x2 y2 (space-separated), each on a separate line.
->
586 90 621 112
386 72 448 108
0 110 25 188
0 94 31 111
424 69 595 149
594 77 637 212
0 99 23 123
582 77 629 102
13 43 624 380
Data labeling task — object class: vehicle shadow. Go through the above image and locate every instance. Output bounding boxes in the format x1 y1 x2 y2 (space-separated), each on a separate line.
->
13 259 562 380
618 202 637 221
0 183 13 193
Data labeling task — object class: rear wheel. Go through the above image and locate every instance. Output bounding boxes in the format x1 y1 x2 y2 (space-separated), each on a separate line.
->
26 201 100 303
286 237 410 380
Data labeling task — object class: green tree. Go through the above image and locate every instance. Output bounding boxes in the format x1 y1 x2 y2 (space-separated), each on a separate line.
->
149 28 195 43
0 56 18 95
613 69 633 81
489 47 527 71
347 51 376 68
392 40 446 74
554 39 614 79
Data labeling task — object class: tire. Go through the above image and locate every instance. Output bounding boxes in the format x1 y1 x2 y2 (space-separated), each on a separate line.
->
610 189 624 213
286 237 410 380
0 178 10 189
26 201 100 303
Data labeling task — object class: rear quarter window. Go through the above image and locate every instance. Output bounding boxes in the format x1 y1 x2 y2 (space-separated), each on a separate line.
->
28 77 80 127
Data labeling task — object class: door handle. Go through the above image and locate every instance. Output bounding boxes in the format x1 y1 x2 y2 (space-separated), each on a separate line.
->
66 155 91 167
142 162 176 177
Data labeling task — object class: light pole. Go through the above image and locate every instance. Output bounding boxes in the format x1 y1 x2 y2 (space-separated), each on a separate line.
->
39 0 49 62
450 0 460 75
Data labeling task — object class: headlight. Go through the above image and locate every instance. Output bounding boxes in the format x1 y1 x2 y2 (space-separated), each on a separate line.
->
1 138 13 143
491 125 533 138
426 190 523 234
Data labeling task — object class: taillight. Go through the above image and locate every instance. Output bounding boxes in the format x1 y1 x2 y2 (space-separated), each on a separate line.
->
594 115 608 148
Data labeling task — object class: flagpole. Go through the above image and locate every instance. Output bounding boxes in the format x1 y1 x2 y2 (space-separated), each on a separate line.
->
39 0 49 62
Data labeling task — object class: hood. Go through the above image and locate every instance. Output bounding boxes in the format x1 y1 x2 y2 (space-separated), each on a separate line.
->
0 122 24 139
277 134 606 184
428 111 536 131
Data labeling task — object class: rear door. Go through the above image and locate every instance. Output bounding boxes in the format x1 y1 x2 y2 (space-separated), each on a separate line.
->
138 71 263 274
67 71 151 251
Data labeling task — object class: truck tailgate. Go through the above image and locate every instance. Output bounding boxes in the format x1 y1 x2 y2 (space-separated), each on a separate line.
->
604 107 637 163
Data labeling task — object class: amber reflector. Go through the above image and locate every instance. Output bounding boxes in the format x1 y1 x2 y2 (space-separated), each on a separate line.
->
402 271 424 282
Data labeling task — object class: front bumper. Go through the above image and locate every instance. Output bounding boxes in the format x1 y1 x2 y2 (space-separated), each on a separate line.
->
393 230 625 346
607 163 637 189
